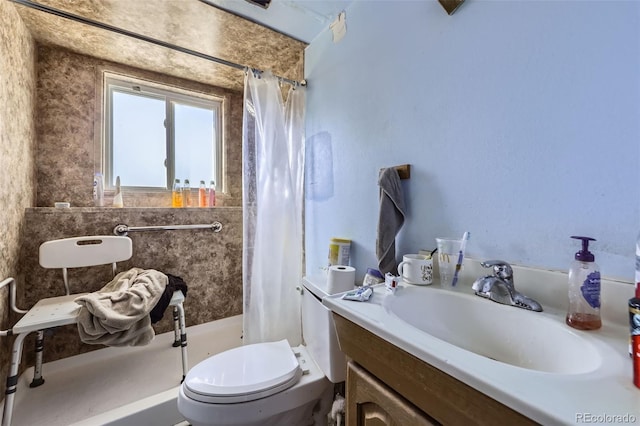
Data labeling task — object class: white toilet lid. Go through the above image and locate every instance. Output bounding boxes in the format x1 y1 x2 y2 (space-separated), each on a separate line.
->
183 339 302 404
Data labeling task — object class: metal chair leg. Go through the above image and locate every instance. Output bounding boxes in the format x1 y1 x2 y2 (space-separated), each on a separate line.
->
174 303 188 382
172 306 180 348
30 331 45 388
2 332 29 426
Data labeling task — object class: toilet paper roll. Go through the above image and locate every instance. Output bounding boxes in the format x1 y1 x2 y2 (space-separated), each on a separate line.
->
327 265 356 295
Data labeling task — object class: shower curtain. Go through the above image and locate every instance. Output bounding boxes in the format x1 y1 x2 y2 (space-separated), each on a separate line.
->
242 70 306 346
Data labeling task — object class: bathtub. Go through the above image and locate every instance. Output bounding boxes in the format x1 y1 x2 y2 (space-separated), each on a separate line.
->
7 315 243 426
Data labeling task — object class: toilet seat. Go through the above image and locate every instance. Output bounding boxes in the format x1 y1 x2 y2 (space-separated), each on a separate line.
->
183 339 302 404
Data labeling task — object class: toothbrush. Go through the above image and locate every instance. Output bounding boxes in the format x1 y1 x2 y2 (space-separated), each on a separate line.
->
451 231 470 287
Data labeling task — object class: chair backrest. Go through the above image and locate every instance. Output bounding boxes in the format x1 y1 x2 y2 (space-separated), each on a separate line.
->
39 236 133 295
39 236 133 269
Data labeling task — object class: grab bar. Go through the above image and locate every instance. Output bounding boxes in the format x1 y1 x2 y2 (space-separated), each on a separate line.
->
113 222 222 236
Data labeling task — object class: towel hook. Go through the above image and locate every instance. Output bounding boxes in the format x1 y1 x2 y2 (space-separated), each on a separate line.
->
380 164 410 180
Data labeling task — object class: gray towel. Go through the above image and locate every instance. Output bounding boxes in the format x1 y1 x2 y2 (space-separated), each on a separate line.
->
376 167 406 275
75 268 167 347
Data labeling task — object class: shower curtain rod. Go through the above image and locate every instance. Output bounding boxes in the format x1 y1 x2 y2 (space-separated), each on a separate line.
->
10 0 305 87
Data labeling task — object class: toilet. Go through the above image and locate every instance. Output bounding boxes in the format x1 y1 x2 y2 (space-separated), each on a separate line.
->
177 275 347 426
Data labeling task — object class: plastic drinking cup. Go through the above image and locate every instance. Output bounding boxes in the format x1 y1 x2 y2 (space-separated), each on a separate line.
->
435 238 462 287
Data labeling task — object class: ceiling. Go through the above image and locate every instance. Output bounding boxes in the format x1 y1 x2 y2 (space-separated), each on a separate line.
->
199 0 351 44
11 0 323 91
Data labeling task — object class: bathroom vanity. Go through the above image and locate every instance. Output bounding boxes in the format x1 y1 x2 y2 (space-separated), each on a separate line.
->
323 260 640 426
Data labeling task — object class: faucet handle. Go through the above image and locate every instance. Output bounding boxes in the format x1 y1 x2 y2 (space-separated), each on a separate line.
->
480 260 513 281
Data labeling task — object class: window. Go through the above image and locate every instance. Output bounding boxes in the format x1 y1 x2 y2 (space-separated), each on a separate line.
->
103 73 223 192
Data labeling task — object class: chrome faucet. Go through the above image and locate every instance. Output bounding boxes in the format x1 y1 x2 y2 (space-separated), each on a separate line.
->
471 260 543 312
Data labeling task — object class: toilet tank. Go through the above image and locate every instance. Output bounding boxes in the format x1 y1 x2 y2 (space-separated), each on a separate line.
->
301 275 346 383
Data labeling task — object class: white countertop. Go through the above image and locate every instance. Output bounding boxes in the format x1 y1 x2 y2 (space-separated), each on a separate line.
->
321 260 640 425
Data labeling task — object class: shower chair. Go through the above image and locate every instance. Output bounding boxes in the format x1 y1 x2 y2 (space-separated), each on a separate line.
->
0 235 188 426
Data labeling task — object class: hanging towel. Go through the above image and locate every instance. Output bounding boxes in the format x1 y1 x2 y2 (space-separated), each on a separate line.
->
75 268 167 347
376 167 406 275
150 274 188 324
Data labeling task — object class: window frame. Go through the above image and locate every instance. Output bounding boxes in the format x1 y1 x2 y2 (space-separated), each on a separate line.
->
103 72 224 193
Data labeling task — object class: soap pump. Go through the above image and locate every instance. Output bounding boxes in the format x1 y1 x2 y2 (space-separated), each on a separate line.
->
566 236 601 330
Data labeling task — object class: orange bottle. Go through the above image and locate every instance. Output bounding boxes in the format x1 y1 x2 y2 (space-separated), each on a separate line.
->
198 180 207 207
171 179 183 208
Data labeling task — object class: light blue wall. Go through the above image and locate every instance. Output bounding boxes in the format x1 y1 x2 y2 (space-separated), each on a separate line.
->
304 0 640 281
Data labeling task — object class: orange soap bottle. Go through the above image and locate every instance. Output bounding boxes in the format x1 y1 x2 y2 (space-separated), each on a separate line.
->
172 179 183 208
198 180 207 207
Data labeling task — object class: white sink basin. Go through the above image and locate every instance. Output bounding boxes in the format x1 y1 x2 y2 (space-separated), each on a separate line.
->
382 286 602 374
322 261 636 425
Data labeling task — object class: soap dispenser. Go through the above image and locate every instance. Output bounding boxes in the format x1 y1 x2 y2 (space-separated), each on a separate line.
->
566 236 601 330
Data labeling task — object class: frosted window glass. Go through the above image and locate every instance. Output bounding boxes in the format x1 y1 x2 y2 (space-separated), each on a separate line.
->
174 103 216 185
112 91 166 188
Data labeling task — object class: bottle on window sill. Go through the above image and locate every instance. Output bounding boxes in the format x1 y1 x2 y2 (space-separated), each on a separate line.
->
208 180 216 207
172 178 183 208
183 179 192 207
112 176 124 208
93 172 104 207
199 180 207 207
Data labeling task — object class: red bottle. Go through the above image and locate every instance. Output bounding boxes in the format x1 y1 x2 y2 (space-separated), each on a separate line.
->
630 232 640 388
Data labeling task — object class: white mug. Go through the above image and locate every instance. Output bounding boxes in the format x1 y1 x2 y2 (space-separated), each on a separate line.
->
397 254 433 285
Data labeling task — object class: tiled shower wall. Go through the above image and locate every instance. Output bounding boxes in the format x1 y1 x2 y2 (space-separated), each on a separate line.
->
0 44 247 366
18 207 243 364
12 45 249 364
35 45 244 208
0 0 37 388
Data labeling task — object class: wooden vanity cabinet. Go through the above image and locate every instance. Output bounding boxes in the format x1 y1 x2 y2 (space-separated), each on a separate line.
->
333 313 538 426
347 360 437 426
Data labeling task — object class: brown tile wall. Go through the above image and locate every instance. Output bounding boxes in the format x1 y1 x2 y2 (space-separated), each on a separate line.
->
15 0 306 92
17 207 242 364
35 45 244 208
20 44 247 364
0 0 37 390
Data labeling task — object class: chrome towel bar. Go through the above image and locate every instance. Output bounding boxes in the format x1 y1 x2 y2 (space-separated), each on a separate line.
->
113 222 222 236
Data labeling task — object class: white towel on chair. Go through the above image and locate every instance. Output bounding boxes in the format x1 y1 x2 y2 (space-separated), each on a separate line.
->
75 268 167 347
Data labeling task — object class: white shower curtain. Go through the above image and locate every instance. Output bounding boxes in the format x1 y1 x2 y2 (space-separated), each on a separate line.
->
242 70 305 346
